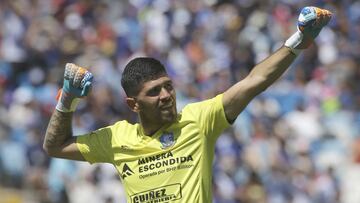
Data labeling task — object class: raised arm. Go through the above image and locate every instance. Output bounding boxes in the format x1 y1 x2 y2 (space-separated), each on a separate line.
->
44 111 83 160
43 63 93 160
223 7 332 122
223 46 296 121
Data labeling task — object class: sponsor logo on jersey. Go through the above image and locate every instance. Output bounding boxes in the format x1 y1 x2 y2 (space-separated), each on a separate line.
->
121 163 135 179
138 152 174 165
131 184 182 203
138 151 193 173
159 132 175 149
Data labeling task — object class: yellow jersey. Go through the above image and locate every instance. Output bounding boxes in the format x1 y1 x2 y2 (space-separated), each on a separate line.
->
77 94 230 203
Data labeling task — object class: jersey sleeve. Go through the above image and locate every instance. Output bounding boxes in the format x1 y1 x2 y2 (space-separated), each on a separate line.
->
184 94 231 141
76 126 114 164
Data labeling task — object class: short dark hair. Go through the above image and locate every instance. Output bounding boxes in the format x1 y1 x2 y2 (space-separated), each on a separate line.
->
121 57 167 96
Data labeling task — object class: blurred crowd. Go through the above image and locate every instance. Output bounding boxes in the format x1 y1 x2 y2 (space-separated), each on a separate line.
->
0 0 360 203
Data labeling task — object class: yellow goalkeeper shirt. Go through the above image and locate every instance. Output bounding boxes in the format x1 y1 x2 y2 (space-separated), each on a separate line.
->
77 94 230 203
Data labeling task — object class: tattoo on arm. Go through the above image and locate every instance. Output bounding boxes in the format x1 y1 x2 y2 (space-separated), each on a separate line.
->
44 110 73 148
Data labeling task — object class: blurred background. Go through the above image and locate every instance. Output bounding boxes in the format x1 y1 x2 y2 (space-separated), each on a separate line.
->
0 0 360 202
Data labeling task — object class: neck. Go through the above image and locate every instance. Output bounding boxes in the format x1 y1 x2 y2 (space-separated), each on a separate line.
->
139 117 166 136
139 114 165 137
138 112 176 136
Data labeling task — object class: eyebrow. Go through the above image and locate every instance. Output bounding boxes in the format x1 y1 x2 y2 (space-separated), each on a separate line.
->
146 80 172 92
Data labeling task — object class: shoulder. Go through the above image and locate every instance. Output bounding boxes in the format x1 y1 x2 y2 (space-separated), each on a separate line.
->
182 94 223 113
110 120 138 134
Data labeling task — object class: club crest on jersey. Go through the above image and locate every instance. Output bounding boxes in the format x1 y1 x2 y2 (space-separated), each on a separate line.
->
159 132 175 149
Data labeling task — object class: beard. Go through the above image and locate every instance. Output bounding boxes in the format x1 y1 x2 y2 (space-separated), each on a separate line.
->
139 104 178 127
160 106 177 123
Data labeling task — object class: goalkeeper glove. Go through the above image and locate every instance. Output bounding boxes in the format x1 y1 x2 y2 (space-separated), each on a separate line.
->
285 6 332 55
56 63 93 112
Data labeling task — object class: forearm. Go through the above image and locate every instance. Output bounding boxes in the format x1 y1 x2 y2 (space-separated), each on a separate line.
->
42 63 92 160
223 7 331 122
223 46 297 121
248 46 297 92
43 110 73 152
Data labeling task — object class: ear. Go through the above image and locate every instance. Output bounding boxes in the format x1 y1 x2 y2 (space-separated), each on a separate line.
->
126 97 140 112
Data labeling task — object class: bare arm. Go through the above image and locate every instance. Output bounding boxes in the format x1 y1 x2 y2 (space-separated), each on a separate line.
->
43 63 93 160
222 6 332 122
223 46 296 122
43 109 85 161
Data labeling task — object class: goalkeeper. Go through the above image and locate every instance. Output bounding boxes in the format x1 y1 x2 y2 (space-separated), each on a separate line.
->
44 7 332 203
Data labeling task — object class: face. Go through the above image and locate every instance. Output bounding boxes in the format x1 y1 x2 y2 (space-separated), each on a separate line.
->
129 75 177 126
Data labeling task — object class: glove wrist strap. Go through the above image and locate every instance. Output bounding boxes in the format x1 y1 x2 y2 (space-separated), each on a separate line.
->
284 30 303 55
55 90 80 112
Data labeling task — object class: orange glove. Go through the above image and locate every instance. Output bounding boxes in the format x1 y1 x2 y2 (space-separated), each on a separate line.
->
285 7 332 55
56 63 93 112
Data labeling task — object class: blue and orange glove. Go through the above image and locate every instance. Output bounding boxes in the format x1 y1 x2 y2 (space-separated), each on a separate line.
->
56 63 93 112
285 6 332 55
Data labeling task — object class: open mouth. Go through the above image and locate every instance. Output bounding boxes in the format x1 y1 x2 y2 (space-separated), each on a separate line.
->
161 103 173 110
162 105 172 110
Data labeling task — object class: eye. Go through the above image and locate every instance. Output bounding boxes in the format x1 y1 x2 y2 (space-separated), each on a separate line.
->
147 86 161 96
146 82 173 96
164 83 173 91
